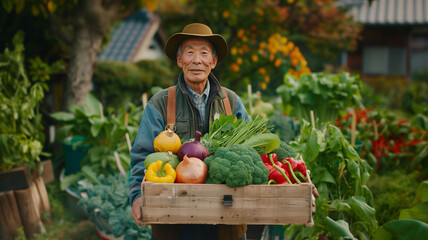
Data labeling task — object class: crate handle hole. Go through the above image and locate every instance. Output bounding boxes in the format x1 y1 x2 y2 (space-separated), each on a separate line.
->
222 195 233 207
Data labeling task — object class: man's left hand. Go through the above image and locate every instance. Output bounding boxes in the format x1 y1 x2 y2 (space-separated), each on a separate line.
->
306 171 319 213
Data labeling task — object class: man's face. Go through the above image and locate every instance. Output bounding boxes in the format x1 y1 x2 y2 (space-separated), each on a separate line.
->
177 38 218 85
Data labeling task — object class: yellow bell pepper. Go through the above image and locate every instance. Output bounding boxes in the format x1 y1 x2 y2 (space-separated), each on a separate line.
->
145 160 176 183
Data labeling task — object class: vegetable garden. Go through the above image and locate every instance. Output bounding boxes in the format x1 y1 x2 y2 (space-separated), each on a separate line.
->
1 1 428 240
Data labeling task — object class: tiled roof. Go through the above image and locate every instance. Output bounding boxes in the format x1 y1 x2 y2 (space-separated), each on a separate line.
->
338 0 428 25
98 9 153 62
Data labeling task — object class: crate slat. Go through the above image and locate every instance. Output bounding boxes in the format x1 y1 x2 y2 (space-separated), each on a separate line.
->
141 182 312 225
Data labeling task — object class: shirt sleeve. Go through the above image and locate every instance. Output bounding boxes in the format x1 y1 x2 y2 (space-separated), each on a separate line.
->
128 102 165 206
234 95 250 122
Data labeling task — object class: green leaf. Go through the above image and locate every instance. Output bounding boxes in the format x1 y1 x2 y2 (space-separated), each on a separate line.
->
312 167 336 184
399 202 428 224
379 220 428 240
323 216 357 240
50 111 75 122
330 200 351 211
348 196 376 227
416 181 428 203
81 165 101 185
303 129 321 162
83 93 102 116
13 0 25 14
90 118 105 137
2 0 13 12
60 173 82 190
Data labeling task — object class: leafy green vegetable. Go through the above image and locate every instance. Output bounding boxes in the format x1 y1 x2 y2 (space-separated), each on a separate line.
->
277 72 362 125
240 132 280 155
285 120 377 239
202 114 278 154
77 174 151 239
271 140 297 160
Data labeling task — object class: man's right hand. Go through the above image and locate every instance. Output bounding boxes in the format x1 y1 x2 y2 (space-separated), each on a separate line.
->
131 197 143 225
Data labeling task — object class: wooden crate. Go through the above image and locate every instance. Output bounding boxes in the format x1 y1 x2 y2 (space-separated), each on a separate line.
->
141 182 313 226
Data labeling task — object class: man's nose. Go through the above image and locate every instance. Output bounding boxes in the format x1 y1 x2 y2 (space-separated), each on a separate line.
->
192 53 202 64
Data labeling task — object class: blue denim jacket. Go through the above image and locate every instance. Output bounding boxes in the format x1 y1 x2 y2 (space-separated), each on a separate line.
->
128 77 249 206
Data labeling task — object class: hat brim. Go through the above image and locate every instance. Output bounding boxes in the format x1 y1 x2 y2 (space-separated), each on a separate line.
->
164 33 228 62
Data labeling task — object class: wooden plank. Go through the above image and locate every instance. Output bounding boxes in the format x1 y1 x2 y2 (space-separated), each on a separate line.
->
0 166 32 192
0 191 23 240
41 160 54 184
141 182 312 225
35 176 50 213
14 184 41 239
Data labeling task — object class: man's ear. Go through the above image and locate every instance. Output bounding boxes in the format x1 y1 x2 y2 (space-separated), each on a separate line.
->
177 55 183 68
211 55 218 69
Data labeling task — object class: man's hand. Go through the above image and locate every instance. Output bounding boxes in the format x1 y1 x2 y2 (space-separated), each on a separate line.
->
306 171 319 213
132 197 143 225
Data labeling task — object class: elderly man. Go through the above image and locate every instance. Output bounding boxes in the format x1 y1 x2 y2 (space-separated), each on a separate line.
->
129 23 250 240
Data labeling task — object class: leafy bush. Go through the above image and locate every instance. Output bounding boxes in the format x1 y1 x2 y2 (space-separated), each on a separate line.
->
0 33 63 171
77 174 151 239
374 180 428 240
277 72 363 126
51 94 144 188
337 107 428 176
92 58 177 108
286 120 377 239
367 170 419 225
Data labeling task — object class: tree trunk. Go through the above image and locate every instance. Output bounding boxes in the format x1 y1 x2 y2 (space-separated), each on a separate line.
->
64 0 111 107
64 26 103 107
62 0 137 107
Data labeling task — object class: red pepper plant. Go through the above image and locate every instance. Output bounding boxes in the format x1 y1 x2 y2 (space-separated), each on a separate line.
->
286 120 377 239
337 107 428 176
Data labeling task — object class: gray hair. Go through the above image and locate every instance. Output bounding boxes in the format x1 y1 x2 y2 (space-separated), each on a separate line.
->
177 41 217 58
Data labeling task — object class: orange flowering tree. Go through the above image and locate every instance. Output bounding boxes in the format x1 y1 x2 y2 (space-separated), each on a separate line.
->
159 0 361 92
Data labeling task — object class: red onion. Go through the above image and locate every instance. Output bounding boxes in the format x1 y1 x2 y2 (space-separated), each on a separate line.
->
175 155 208 184
178 131 209 161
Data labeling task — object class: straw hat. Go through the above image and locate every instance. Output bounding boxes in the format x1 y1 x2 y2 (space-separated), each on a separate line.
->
164 23 228 62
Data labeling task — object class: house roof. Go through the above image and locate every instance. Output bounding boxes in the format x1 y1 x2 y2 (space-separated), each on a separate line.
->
98 9 160 62
338 0 428 25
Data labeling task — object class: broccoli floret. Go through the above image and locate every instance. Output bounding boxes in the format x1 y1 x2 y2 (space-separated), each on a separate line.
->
204 145 269 187
272 140 297 160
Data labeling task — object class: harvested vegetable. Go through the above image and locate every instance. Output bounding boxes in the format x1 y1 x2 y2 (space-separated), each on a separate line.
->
271 140 297 160
240 132 280 155
178 131 209 161
145 161 176 183
202 114 279 154
282 157 307 182
144 151 179 169
153 129 181 154
175 155 208 184
204 145 269 187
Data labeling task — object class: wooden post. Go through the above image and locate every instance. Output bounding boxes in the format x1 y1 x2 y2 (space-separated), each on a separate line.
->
14 184 40 239
35 176 50 213
0 191 23 240
351 108 357 146
310 110 315 129
247 84 253 115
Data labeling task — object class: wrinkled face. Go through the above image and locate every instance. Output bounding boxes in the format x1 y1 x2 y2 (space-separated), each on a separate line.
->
177 38 218 85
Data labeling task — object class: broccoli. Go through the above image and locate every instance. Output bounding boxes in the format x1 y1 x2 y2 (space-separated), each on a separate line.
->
204 145 269 187
271 140 297 160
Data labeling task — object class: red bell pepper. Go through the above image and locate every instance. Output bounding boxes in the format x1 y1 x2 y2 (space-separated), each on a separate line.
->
282 157 307 183
262 154 292 184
